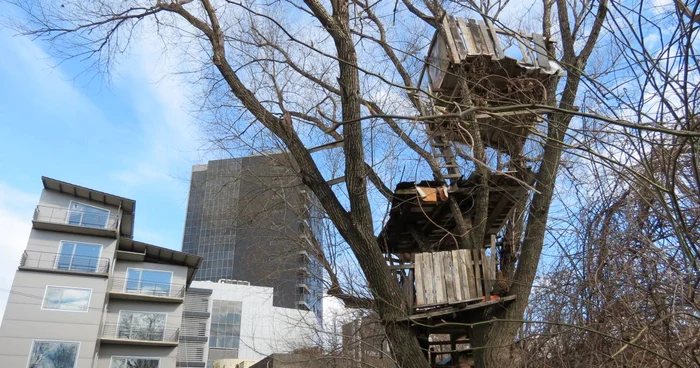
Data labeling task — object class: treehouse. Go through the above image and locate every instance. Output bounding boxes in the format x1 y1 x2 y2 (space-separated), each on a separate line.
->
421 16 562 153
379 171 531 366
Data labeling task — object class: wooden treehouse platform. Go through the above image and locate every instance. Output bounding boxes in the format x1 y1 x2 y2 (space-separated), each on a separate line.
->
378 171 527 367
421 16 562 152
377 171 531 254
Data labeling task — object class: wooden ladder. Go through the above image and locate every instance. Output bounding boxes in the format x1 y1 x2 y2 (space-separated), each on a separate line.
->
430 134 462 184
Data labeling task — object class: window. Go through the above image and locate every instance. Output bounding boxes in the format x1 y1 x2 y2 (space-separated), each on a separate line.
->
209 300 242 349
117 311 167 341
66 201 110 229
125 269 173 296
27 340 79 368
56 242 102 273
110 357 159 368
42 286 91 312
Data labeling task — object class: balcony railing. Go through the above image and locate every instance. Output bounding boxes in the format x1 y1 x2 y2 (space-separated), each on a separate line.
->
33 204 119 231
19 250 110 275
102 323 179 344
110 277 185 299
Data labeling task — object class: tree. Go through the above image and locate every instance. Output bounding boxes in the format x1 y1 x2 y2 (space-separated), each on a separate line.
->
6 0 698 366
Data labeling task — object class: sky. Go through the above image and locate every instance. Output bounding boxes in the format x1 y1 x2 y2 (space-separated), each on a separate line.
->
0 7 220 318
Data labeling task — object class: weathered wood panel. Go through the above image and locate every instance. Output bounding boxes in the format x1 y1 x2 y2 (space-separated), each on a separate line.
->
433 252 446 304
413 249 496 307
414 253 426 306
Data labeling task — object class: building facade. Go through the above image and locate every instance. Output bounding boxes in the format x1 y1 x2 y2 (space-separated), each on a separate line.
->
190 280 319 366
0 177 208 368
181 154 323 321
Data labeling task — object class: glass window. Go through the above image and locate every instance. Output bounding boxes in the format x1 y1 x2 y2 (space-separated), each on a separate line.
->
27 340 79 368
209 300 242 349
117 311 166 341
110 357 159 368
56 242 102 273
42 286 91 312
125 269 172 296
66 201 110 229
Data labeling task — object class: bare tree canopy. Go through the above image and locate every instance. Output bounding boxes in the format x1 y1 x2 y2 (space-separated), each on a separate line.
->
5 0 698 366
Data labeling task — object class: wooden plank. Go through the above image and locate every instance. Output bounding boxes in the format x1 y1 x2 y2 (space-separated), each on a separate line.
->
458 250 470 300
451 250 463 302
443 251 455 303
442 16 461 64
478 20 495 56
515 31 533 64
414 253 426 306
486 20 503 58
472 248 483 297
533 33 550 70
408 267 415 309
433 252 446 304
457 18 477 55
464 249 477 298
468 19 485 56
405 295 517 322
448 16 468 60
423 252 435 305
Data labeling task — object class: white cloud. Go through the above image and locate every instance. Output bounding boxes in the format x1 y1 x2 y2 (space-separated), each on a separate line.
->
0 183 35 324
109 32 205 191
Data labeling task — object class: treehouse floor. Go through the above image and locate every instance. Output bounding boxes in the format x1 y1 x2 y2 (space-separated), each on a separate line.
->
402 295 517 327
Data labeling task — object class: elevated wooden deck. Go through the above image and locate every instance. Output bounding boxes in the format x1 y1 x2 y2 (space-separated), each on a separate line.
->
377 171 530 254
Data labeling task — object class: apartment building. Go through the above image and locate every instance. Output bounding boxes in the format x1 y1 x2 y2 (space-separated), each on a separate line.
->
190 280 319 366
182 154 323 322
0 177 209 368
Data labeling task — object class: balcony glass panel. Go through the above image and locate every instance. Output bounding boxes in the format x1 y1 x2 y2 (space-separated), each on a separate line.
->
125 269 173 296
56 242 102 273
117 311 167 341
67 201 110 229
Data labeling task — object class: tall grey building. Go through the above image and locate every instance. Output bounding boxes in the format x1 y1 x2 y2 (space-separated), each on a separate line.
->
182 154 323 322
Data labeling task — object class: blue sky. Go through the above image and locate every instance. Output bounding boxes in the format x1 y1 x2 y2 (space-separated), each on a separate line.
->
0 9 221 315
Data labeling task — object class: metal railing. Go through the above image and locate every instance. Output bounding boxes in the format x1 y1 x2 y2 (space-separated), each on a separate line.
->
34 204 120 231
110 277 185 298
20 250 110 274
102 323 179 343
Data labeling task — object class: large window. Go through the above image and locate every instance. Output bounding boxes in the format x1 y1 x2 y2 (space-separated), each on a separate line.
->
110 357 159 368
125 269 173 296
66 201 110 229
27 340 79 368
56 242 102 273
42 286 91 312
117 311 167 341
209 300 242 349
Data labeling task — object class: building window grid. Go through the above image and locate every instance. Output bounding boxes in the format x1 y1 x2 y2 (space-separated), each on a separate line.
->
209 300 242 350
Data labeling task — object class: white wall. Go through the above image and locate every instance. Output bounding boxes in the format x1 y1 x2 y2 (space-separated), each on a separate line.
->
191 281 319 361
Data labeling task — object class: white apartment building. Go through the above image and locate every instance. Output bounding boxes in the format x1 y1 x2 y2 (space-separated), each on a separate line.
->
0 177 209 368
190 281 320 366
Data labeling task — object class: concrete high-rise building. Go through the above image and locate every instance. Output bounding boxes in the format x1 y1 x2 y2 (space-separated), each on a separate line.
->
0 177 210 368
181 154 323 322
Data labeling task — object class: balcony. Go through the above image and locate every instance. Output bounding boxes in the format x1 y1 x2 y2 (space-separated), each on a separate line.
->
109 277 185 303
101 323 179 347
19 250 110 276
33 204 120 238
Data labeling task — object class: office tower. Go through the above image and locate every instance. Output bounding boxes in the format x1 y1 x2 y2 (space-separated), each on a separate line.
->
182 154 323 322
0 177 209 368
